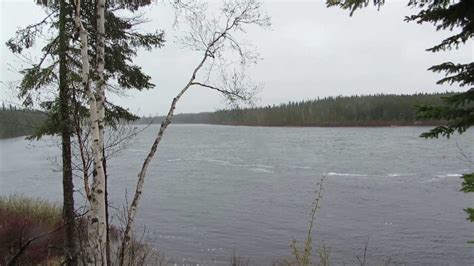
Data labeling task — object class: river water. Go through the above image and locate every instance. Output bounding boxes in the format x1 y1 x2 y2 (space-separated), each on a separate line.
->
1 125 473 265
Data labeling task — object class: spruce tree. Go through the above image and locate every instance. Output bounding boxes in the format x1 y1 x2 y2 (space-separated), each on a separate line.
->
6 0 164 261
7 1 164 135
58 0 77 263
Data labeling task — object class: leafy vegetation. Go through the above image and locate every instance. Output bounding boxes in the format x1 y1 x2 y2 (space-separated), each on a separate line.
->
140 92 452 127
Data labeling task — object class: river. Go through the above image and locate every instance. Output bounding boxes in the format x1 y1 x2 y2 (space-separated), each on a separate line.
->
1 125 473 265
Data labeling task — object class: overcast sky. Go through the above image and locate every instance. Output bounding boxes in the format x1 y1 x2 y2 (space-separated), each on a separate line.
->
1 0 472 116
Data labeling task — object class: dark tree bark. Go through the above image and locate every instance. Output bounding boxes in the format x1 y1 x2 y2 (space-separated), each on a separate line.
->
59 0 77 264
103 148 111 266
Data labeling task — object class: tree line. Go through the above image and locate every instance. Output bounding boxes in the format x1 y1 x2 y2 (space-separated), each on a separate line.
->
0 105 47 139
2 0 268 264
140 92 455 126
2 0 473 264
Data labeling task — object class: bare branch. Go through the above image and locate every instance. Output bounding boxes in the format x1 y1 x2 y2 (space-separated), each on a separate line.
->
119 0 269 262
190 81 250 102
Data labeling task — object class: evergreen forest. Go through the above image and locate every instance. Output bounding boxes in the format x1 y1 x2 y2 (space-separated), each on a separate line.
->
140 92 453 127
0 105 47 138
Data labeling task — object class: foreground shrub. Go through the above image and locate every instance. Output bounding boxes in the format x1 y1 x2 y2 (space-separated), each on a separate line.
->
0 195 63 264
0 196 163 265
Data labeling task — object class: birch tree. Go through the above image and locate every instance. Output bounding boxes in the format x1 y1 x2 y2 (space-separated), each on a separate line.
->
9 0 267 264
119 0 270 263
8 1 163 263
73 0 106 263
74 1 163 263
74 0 119 263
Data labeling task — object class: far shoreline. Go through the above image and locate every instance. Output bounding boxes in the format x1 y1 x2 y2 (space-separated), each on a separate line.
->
1 122 444 140
137 121 444 128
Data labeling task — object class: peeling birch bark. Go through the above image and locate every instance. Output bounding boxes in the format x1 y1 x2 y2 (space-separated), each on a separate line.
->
73 0 107 264
88 0 108 264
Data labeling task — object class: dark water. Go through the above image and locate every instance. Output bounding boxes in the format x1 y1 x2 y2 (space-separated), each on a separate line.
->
1 125 473 265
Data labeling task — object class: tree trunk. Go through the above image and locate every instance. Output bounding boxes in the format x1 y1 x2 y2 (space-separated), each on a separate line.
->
87 0 108 263
119 54 208 265
103 149 111 266
59 0 77 264
73 0 107 264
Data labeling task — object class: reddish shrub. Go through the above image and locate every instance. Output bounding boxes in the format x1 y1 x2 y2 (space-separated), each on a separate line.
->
0 206 64 264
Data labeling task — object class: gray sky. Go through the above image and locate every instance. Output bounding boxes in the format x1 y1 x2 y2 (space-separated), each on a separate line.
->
1 0 473 116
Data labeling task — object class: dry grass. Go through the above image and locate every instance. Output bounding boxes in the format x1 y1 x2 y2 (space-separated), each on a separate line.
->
0 193 396 266
0 195 62 225
0 195 64 265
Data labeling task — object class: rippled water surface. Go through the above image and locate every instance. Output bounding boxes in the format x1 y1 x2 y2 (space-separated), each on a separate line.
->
1 125 473 265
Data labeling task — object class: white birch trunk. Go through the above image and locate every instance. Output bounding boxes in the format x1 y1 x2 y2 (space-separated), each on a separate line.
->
119 53 208 264
120 33 229 251
74 0 107 264
118 2 266 263
89 0 108 264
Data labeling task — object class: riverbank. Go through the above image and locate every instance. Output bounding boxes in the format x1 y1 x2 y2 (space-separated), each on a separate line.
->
0 195 389 265
0 196 63 264
0 121 444 140
167 120 443 128
0 195 162 265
